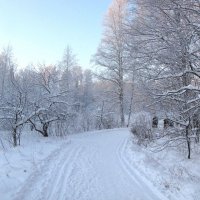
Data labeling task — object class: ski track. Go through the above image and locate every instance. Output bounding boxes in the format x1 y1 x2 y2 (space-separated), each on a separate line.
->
12 129 167 200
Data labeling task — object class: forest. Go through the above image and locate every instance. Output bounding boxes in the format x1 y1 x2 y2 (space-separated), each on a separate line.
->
0 0 200 160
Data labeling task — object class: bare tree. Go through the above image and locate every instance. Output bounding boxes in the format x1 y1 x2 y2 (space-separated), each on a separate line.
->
127 0 200 158
93 0 130 127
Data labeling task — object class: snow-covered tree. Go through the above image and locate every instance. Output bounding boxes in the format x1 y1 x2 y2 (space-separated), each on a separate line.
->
93 0 130 127
127 0 200 158
60 46 78 91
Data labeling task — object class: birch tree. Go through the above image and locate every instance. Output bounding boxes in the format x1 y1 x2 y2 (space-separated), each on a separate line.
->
93 0 129 127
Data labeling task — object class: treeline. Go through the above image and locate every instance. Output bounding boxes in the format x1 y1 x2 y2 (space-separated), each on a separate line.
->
1 0 200 159
0 45 142 147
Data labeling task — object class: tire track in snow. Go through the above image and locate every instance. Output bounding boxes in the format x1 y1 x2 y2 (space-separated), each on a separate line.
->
12 142 82 200
12 142 69 200
12 140 101 200
46 146 82 200
13 129 170 200
117 137 168 200
61 145 104 200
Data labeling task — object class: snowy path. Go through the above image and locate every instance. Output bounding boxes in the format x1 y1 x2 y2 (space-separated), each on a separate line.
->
12 129 166 200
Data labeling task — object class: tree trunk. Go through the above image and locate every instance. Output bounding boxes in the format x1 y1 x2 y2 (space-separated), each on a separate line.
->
119 91 125 127
99 101 104 130
120 102 125 127
186 126 191 159
127 74 134 127
13 128 17 147
43 123 49 137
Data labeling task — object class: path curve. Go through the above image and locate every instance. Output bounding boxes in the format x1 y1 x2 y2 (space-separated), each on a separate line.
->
13 128 167 200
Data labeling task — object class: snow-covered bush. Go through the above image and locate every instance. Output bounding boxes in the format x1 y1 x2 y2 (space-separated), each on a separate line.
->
130 112 152 145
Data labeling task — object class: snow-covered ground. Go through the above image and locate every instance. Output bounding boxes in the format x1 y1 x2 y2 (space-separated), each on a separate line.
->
125 135 200 200
0 129 199 200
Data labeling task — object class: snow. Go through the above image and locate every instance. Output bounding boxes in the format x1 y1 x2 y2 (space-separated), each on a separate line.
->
125 135 200 200
0 132 69 200
0 128 199 200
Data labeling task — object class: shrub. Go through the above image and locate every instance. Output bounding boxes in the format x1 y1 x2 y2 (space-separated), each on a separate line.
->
130 112 152 145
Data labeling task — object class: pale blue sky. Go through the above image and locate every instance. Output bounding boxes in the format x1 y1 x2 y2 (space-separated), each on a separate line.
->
0 0 111 69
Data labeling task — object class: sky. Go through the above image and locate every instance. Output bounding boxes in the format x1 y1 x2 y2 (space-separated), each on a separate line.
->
0 0 111 69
